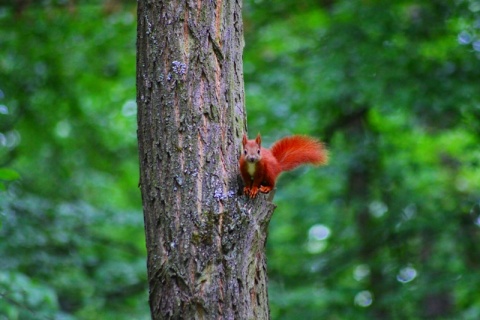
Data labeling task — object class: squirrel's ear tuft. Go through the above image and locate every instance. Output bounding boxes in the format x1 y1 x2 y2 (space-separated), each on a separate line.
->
255 133 261 147
242 133 248 146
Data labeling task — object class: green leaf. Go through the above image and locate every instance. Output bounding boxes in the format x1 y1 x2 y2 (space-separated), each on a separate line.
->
0 168 20 181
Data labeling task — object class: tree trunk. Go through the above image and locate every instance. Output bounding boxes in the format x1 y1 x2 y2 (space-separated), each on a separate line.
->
345 109 390 319
136 1 275 319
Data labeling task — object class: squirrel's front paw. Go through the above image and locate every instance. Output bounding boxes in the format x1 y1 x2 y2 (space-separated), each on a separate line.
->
248 186 259 198
259 186 272 194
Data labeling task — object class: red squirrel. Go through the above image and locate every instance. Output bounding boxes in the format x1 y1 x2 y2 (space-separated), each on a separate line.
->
239 133 328 198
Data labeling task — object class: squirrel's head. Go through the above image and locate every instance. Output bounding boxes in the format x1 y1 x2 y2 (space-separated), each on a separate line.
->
242 133 261 163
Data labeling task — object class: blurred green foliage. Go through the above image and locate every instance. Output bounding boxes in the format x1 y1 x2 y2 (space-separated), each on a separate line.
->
0 2 146 319
1 0 480 319
243 0 480 319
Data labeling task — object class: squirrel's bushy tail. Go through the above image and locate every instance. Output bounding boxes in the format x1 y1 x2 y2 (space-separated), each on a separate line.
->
271 135 328 172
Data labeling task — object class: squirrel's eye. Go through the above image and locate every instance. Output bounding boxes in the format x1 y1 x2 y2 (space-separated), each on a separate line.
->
244 150 247 155
257 149 260 154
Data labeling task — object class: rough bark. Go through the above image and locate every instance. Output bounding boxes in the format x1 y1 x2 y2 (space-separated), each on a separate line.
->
136 0 275 319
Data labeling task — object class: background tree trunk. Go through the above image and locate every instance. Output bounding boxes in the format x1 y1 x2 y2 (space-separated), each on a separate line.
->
136 0 275 319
